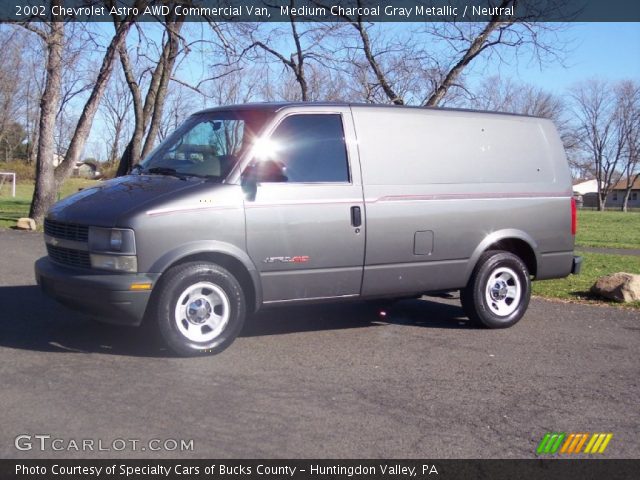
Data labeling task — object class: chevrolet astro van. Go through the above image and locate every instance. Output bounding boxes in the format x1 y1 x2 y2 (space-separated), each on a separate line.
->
35 103 581 356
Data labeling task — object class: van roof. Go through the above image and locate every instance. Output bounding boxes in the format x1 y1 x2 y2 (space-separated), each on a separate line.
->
194 102 542 119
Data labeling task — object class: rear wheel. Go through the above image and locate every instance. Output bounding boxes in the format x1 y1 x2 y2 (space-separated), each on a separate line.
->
460 250 531 329
154 262 246 356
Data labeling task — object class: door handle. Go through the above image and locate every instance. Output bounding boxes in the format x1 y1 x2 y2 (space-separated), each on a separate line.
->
350 206 362 227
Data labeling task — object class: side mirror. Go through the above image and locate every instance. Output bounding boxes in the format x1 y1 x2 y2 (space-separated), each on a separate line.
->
241 164 258 201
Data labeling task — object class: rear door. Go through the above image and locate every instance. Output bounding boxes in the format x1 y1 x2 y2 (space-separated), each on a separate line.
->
243 108 365 303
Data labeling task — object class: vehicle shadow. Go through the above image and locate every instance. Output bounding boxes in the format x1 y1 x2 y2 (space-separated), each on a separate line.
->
0 285 473 357
243 295 474 337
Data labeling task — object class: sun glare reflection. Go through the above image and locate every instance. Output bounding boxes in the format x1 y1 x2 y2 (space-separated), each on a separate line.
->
251 138 280 161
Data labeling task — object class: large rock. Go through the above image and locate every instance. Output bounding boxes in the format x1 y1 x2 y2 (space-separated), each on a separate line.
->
16 217 36 231
591 272 640 303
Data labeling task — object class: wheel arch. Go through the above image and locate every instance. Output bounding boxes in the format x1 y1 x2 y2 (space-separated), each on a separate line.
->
149 241 262 313
465 230 539 284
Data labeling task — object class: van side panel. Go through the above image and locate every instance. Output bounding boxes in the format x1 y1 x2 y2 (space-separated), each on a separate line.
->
243 107 367 303
351 106 573 296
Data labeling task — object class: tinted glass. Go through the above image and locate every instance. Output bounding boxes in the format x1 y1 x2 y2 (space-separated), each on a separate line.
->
260 114 349 183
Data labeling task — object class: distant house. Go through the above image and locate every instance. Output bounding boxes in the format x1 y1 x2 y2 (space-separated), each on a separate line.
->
573 179 600 208
73 161 100 179
607 177 640 208
572 179 599 195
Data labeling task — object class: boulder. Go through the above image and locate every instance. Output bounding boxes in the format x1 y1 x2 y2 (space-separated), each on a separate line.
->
16 217 36 231
591 272 640 303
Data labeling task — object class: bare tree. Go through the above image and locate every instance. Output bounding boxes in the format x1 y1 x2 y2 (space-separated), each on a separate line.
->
331 0 567 107
571 79 627 211
18 31 46 165
19 0 140 223
0 27 42 163
205 65 261 106
115 14 185 175
237 7 340 102
53 23 97 158
614 80 640 211
101 69 133 164
21 7 64 221
467 76 552 113
157 85 198 141
335 23 438 104
425 1 523 106
334 10 407 104
304 63 352 102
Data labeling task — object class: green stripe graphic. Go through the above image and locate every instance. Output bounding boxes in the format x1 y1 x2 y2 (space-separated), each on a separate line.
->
537 433 566 454
550 433 566 453
544 434 558 453
537 433 551 454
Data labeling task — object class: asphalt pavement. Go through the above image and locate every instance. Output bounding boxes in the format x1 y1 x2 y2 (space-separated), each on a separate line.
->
0 229 638 459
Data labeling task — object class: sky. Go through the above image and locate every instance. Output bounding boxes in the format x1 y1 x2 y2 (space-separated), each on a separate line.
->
478 22 640 92
84 21 640 160
179 22 640 98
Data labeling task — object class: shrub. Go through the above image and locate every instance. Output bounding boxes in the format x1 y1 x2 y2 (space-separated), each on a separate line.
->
100 162 119 179
0 161 36 182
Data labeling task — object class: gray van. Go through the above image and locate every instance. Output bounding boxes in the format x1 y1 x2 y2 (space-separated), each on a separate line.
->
35 103 581 356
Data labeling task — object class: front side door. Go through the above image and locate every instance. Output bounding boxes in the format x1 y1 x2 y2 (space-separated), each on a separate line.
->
243 108 365 303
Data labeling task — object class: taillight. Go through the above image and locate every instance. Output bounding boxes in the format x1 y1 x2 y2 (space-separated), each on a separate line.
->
571 197 577 235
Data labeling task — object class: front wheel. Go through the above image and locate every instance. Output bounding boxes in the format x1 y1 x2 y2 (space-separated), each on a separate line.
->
460 250 531 329
153 262 246 356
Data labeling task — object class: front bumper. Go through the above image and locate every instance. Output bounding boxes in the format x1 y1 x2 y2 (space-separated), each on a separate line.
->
571 255 583 275
35 257 160 326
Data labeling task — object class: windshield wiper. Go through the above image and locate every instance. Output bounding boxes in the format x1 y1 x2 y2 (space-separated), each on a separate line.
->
187 173 221 182
144 167 188 180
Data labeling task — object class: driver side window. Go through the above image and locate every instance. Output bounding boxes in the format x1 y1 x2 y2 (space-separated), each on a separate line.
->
257 114 350 183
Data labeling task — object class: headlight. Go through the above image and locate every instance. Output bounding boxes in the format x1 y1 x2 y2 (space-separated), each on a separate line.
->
88 227 136 254
110 230 123 251
90 254 137 272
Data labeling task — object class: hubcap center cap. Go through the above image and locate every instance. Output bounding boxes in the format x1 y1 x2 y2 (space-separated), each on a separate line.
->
491 280 509 301
186 298 212 324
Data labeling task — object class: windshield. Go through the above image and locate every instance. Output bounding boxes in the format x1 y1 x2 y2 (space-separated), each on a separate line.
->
140 110 271 181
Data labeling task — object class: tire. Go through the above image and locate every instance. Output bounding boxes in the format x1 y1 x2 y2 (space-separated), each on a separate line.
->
460 250 531 329
153 262 246 356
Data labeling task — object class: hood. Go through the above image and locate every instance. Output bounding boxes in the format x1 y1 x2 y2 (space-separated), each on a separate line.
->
47 175 202 227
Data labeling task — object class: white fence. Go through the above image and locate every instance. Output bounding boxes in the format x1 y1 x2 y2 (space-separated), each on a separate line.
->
0 172 16 197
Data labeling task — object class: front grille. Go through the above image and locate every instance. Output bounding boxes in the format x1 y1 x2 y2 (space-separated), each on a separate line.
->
44 219 89 242
46 245 91 269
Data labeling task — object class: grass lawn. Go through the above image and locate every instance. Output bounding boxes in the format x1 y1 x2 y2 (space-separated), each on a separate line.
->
0 178 98 229
532 252 640 309
576 210 640 250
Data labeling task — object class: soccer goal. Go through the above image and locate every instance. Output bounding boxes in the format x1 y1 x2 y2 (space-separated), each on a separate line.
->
0 172 16 197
